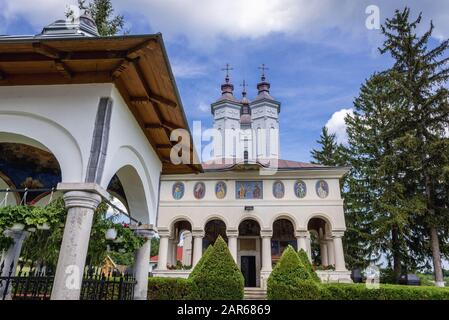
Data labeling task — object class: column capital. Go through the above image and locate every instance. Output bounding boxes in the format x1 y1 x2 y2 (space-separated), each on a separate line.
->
295 230 309 238
226 229 238 238
260 229 273 238
332 230 345 238
192 229 205 238
63 190 101 210
131 224 156 239
57 182 109 199
157 228 170 238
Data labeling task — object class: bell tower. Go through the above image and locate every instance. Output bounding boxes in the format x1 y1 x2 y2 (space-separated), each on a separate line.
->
211 64 241 160
250 64 281 160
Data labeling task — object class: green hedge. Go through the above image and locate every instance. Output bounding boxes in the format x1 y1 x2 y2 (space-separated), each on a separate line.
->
188 244 213 279
190 236 244 300
147 277 198 300
320 283 449 300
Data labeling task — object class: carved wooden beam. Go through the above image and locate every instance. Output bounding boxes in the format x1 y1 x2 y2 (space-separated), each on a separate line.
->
54 60 72 78
32 42 60 59
127 39 158 59
131 60 177 108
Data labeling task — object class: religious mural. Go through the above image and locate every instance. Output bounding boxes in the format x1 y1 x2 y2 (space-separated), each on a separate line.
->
172 182 185 200
193 182 206 199
272 180 284 199
215 181 227 199
294 180 307 198
235 181 263 199
316 180 329 198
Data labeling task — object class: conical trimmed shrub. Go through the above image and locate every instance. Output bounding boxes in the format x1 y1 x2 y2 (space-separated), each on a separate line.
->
189 244 214 279
298 249 321 283
267 245 320 300
190 236 244 300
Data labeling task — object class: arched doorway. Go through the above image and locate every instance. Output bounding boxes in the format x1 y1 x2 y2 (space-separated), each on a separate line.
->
170 220 193 268
238 219 261 287
307 217 333 268
204 219 227 249
272 219 296 265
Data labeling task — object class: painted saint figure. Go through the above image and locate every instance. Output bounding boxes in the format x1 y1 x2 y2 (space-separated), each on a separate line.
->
316 180 329 198
294 180 307 198
172 182 184 200
273 180 284 198
215 181 227 199
194 182 205 199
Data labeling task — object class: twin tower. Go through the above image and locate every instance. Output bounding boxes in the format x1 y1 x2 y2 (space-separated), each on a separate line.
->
210 66 281 163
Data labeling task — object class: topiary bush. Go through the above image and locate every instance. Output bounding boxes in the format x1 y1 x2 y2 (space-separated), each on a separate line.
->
298 249 321 283
188 244 214 279
267 245 320 300
190 236 244 300
147 277 198 300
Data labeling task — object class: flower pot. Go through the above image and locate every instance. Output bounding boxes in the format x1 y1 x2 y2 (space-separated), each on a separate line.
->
37 223 50 230
10 223 25 231
105 228 118 240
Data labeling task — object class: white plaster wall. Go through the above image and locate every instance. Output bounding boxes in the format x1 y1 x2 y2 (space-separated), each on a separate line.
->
0 84 112 182
100 86 162 224
0 84 162 224
158 169 347 232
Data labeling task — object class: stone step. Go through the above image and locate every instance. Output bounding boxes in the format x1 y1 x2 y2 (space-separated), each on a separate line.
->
243 287 267 300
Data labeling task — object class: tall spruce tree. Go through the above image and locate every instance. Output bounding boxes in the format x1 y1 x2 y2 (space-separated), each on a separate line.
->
345 71 420 280
311 127 344 166
379 8 449 286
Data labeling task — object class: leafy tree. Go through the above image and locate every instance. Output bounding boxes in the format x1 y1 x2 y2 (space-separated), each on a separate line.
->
378 7 449 285
77 0 126 36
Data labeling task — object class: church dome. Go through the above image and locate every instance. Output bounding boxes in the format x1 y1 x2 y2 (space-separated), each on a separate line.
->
240 113 251 125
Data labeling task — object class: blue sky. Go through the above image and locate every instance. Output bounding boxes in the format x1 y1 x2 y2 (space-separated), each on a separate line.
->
1 0 448 162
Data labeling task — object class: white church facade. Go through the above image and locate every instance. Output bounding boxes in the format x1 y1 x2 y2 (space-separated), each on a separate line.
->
154 72 352 286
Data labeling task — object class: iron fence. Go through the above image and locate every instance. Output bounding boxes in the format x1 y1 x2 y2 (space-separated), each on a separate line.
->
0 262 136 300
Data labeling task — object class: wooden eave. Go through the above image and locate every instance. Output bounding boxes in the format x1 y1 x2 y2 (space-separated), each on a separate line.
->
0 34 202 174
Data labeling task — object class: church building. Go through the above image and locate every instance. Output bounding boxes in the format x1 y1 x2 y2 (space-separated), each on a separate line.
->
155 69 352 286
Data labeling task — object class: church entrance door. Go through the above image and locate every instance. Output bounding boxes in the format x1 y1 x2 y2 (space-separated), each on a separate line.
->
241 256 256 287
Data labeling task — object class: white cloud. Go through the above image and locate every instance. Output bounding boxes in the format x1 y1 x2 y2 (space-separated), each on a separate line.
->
3 1 449 49
197 102 210 113
325 108 353 144
171 59 207 78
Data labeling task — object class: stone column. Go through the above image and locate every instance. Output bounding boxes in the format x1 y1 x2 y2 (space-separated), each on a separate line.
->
295 230 308 253
192 230 204 267
0 230 29 299
157 230 170 270
167 239 173 266
227 230 238 263
332 231 346 271
326 238 335 266
261 230 272 272
132 225 155 300
320 240 329 266
51 190 101 300
305 231 312 261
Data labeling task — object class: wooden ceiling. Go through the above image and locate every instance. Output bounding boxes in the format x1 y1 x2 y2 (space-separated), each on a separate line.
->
0 34 202 174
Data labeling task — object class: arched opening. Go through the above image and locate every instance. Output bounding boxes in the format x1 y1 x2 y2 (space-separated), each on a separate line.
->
272 219 296 264
204 219 227 248
0 140 62 205
238 219 261 287
307 217 333 268
106 165 149 224
170 220 193 268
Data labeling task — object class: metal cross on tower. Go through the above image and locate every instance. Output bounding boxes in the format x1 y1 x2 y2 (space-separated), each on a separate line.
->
240 79 248 96
258 63 269 81
221 63 233 83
